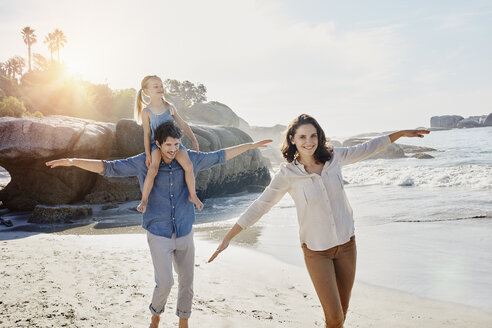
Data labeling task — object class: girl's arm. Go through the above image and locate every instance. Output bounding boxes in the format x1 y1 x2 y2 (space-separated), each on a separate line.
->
142 110 153 168
172 109 199 154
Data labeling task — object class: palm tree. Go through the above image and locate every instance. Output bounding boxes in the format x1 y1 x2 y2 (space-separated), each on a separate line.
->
32 53 49 71
10 56 25 80
4 57 24 80
21 26 37 72
0 62 6 76
53 29 67 62
5 59 15 79
44 33 56 62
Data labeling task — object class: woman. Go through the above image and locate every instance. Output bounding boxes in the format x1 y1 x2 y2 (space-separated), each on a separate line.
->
208 114 430 328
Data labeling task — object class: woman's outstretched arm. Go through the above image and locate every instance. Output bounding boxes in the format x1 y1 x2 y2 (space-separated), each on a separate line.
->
337 129 430 166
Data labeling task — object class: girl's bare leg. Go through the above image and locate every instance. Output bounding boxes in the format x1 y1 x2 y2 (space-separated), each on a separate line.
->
138 148 162 213
176 149 203 211
149 315 160 328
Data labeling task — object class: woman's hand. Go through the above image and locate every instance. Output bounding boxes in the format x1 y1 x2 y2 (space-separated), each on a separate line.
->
208 238 230 263
45 158 73 168
207 224 243 263
145 153 152 168
389 130 430 143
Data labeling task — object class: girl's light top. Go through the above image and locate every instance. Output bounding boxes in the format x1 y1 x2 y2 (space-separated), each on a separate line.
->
236 136 392 251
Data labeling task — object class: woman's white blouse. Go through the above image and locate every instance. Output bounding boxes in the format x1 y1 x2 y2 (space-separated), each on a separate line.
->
236 136 392 251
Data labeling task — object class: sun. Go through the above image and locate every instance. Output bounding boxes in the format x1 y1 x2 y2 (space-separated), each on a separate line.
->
63 56 86 78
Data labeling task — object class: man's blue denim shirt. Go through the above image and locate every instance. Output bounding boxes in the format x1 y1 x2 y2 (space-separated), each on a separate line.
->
101 149 226 238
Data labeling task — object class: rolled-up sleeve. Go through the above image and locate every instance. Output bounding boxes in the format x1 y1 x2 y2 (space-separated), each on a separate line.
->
101 154 144 177
236 166 290 229
335 136 391 166
193 149 226 172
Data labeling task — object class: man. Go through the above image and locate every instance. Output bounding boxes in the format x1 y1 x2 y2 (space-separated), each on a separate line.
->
46 121 271 328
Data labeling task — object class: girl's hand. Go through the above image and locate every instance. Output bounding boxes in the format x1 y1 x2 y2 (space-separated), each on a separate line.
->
251 139 273 149
193 140 200 154
145 154 152 168
208 239 230 263
45 158 73 168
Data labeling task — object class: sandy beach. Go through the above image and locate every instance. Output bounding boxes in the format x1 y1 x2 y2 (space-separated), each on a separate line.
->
1 230 491 328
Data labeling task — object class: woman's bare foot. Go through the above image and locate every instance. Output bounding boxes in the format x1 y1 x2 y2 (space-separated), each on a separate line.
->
137 200 148 213
149 315 160 328
189 194 204 211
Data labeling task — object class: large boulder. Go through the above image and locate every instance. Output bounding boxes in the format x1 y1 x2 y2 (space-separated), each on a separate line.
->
430 115 464 129
0 116 114 210
29 205 93 224
240 124 287 166
0 116 271 211
483 113 492 127
111 119 271 200
457 118 481 128
185 101 241 127
342 138 405 159
398 144 437 153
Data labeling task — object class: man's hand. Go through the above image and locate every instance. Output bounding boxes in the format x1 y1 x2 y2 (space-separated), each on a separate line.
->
250 139 273 149
45 158 73 168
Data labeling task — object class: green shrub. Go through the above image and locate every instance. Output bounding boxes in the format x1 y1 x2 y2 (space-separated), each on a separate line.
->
0 96 27 117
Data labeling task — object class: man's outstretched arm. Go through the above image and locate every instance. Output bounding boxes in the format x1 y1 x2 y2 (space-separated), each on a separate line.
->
224 139 272 160
45 158 105 173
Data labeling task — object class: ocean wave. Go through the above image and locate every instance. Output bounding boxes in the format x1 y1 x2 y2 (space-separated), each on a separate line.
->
343 164 492 189
394 215 490 223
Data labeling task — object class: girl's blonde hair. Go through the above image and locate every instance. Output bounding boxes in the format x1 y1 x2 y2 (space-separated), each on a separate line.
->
134 75 160 124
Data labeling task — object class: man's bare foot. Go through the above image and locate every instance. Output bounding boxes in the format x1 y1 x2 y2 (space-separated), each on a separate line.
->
149 315 160 328
179 317 189 328
189 194 204 211
137 200 148 213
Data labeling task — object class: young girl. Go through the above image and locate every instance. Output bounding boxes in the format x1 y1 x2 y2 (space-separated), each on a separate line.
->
135 75 203 213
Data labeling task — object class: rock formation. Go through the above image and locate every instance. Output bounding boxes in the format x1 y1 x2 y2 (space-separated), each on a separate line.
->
431 113 492 129
0 116 271 211
483 113 492 127
430 115 464 129
184 101 241 127
457 118 481 128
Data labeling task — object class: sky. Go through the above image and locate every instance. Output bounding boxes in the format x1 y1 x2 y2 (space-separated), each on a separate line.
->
1 0 492 137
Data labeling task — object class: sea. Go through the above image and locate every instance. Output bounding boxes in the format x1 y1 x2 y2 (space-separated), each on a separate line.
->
1 127 491 311
194 127 492 312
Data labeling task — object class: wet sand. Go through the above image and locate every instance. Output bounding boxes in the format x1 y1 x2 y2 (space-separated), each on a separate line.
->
1 230 491 327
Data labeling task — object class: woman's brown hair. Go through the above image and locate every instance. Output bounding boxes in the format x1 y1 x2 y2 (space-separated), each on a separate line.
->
281 114 333 163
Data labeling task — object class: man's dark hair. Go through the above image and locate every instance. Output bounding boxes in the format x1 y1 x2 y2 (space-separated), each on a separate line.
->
154 121 183 144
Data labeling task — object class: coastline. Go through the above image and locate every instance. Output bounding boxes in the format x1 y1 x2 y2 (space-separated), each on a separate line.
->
1 231 491 327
